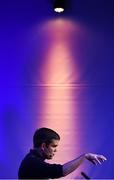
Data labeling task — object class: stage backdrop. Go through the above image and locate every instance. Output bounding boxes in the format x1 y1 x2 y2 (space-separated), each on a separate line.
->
0 0 114 178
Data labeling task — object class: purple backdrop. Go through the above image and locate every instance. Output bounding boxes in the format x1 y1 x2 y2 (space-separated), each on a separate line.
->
0 0 114 178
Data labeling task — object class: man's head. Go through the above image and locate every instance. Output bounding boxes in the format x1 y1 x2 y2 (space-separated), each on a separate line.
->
33 127 60 159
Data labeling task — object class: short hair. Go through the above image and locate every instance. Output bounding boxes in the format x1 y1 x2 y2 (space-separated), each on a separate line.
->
33 127 60 148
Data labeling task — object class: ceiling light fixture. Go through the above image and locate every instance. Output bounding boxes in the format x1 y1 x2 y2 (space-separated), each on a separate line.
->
54 0 65 13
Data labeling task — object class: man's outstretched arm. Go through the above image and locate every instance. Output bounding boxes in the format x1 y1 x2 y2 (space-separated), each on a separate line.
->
62 153 107 176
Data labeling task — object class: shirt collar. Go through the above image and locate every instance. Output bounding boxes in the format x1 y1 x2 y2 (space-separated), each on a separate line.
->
30 148 45 160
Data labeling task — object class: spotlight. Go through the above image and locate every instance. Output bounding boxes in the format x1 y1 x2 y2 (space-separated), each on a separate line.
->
54 0 65 13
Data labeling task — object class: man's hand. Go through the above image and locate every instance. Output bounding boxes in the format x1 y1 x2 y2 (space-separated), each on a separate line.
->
85 153 107 165
63 153 107 177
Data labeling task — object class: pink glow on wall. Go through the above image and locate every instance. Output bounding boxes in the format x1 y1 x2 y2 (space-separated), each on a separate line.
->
35 19 88 178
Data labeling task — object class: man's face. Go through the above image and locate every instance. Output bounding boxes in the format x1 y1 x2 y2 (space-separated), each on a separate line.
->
43 139 59 159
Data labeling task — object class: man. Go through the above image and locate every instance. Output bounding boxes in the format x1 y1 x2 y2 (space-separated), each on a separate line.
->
18 127 107 179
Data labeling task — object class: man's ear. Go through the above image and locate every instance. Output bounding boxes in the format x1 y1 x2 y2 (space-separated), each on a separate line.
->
41 143 46 151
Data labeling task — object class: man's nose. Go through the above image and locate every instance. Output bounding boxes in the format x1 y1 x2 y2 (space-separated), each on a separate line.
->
54 149 57 152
